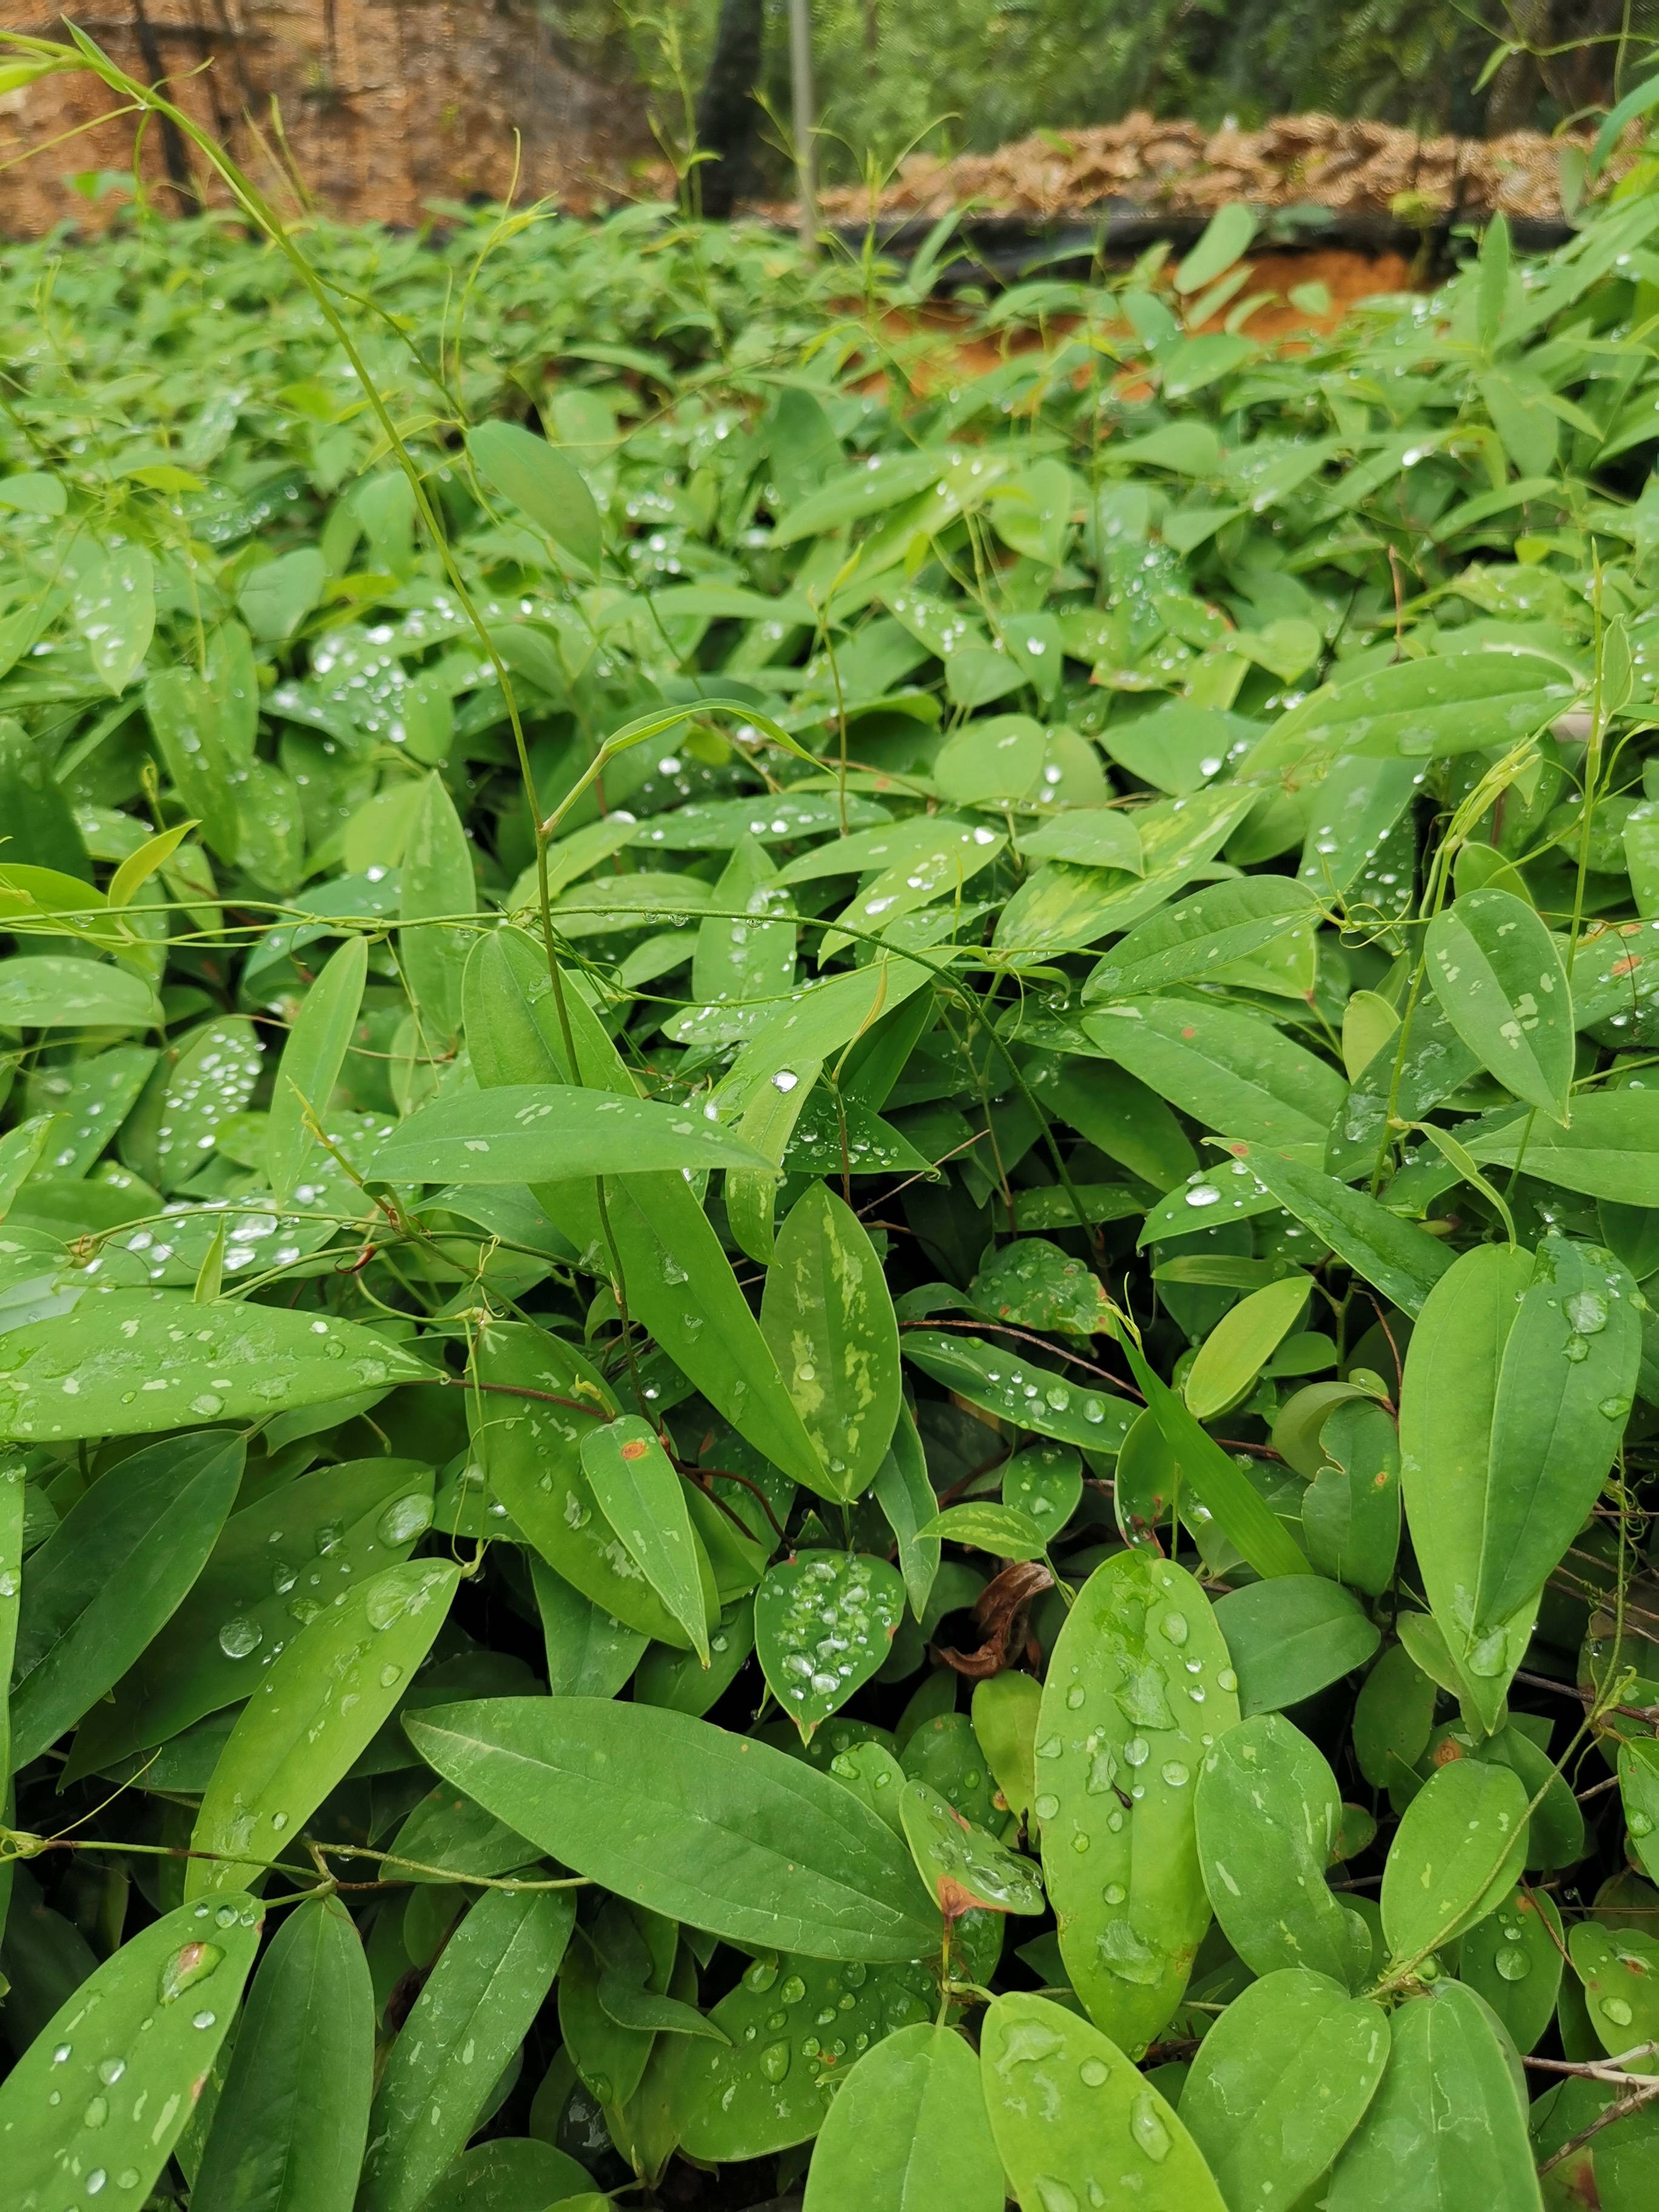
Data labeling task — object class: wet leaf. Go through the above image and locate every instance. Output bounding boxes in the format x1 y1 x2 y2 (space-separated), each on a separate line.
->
801 2022 1003 2212
756 1549 905 1738
980 1991 1226 2210
1426 886 1573 1122
1380 1757 1530 1970
580 1415 713 1662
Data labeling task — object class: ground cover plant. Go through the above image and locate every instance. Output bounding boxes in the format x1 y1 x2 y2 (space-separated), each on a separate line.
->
5 30 1659 2210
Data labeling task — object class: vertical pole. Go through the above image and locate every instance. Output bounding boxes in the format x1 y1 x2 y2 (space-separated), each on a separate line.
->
788 0 818 256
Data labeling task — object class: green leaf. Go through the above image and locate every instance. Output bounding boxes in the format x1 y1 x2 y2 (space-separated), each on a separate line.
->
0 1288 428 1443
144 664 239 858
1181 1969 1390 2208
1379 1757 1530 1969
1324 1982 1540 2211
980 1991 1227 2210
1456 1885 1563 2054
190 1896 374 2212
0 955 160 1031
154 1015 264 1190
468 1319 691 1646
1466 1087 1659 1202
1258 646 1574 774
873 1404 940 1620
1426 887 1573 1122
406 1697 941 1960
1590 67 1659 176
187 1559 459 1895
66 1456 435 1780
1570 1920 1659 2063
77 542 155 694
1195 1716 1372 1986
1621 1737 1659 1883
802 2022 1004 2212
1184 1275 1309 1419
756 1549 904 1738
758 1182 902 1498
358 1886 575 2212
1399 1238 1638 1720
1218 1141 1453 1316
238 545 327 641
266 934 368 1209
916 1502 1050 1560
1085 878 1318 1001
1212 1575 1381 1715
374 1082 774 1185
1037 1552 1240 2055
672 1950 939 2161
1082 999 1346 1149
579 1415 712 1662
1303 1397 1402 1597
1118 1333 1313 1580
1175 203 1258 291
469 419 604 568
901 1330 1135 1452
898 1777 1044 1915
416 2140 597 2212
0 1893 261 2206
10 1427 243 1769
400 772 475 1045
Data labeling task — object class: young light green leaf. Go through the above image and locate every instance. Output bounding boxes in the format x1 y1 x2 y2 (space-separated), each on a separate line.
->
580 1415 712 1663
0 1893 261 2207
187 1559 460 1895
0 1289 429 1443
1183 1274 1309 1419
405 1697 940 1961
358 1886 574 2212
10 1427 243 1769
802 2022 1003 2212
1181 1969 1390 2209
191 1895 373 2212
916 1502 1051 1560
980 1992 1226 2210
760 1182 902 1501
1038 1552 1240 2055
266 934 368 1208
756 1549 905 1738
1426 886 1572 1122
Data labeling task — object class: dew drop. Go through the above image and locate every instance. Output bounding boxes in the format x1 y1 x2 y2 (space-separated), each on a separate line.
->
218 1616 262 1660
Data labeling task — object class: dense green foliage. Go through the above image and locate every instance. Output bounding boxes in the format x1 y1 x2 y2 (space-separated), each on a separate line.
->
7 30 1659 2209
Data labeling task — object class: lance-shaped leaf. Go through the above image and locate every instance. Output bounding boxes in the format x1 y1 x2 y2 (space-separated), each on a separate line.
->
1184 1274 1310 1419
1325 1982 1540 2212
580 1415 712 1663
358 1886 574 2212
1081 998 1346 1149
802 2022 1004 2212
1466 1087 1659 1202
0 954 161 1032
191 1896 373 2212
1037 1553 1239 2055
760 1182 902 1500
980 1992 1226 2210
1120 1333 1312 1579
1426 886 1572 1122
902 1330 1136 1452
187 1560 459 1895
399 771 474 1044
1181 1969 1390 2210
405 1697 941 1961
267 934 367 1208
0 1287 428 1443
1194 1716 1372 1988
1398 1237 1638 1723
0 1894 261 2207
1219 1141 1452 1316
372 1082 774 1185
10 1428 243 1769
1380 1757 1530 1969
1085 877 1319 1000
